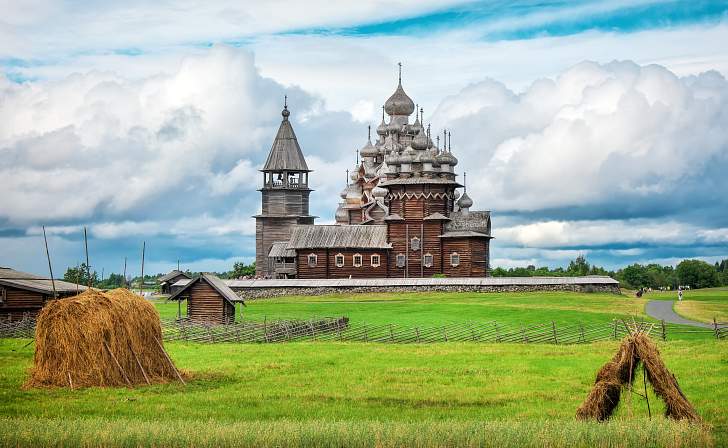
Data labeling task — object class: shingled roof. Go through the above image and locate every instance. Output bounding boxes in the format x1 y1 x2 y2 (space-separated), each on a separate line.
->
158 270 190 283
287 225 391 249
262 106 309 172
0 267 86 295
168 273 242 305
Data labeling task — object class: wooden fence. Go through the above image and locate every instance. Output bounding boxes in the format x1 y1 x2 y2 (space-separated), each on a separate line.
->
2 315 725 344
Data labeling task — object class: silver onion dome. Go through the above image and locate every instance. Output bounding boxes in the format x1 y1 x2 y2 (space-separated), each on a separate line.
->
384 82 415 117
457 191 473 209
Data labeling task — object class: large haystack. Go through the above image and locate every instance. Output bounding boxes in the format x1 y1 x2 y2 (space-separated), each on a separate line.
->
25 288 183 389
577 333 699 422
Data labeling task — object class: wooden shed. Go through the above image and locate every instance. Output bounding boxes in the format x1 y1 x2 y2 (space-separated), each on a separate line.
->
0 267 86 321
157 270 191 295
168 274 241 324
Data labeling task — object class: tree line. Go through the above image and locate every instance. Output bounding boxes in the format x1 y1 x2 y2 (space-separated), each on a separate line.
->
491 255 728 290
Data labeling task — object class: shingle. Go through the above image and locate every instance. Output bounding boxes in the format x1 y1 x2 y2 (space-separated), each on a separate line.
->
286 225 391 249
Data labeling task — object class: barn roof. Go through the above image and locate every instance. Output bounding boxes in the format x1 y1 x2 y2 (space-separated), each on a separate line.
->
262 106 310 172
287 225 391 249
0 267 86 295
168 273 242 305
158 270 191 283
268 241 296 258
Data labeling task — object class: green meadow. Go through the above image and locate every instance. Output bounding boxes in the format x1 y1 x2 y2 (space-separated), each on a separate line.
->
2 289 726 447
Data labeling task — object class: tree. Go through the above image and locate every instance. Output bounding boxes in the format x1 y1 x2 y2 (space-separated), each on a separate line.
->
63 263 98 287
567 255 590 276
616 264 649 289
675 260 720 289
229 261 256 278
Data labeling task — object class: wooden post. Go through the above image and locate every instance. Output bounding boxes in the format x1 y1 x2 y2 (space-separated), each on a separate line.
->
177 299 181 320
264 316 269 342
415 327 420 343
103 341 132 387
643 364 651 419
579 324 585 343
84 227 92 288
551 321 558 344
154 337 186 385
130 344 151 385
715 317 720 339
494 322 500 343
42 226 57 299
389 324 395 343
613 320 618 340
67 372 74 390
661 320 666 341
442 326 448 342
139 241 146 296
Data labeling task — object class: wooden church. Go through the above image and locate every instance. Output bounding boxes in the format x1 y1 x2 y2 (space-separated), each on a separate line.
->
255 67 492 279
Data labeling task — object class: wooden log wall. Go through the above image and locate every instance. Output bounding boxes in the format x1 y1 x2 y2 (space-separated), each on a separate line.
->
187 281 234 324
297 249 388 279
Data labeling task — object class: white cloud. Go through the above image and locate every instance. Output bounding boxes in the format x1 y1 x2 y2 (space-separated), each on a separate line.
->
432 61 728 212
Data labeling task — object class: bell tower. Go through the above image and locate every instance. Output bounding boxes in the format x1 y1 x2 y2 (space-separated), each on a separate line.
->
254 100 315 277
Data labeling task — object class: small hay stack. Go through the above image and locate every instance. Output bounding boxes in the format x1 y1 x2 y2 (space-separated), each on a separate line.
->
25 288 182 389
576 332 699 422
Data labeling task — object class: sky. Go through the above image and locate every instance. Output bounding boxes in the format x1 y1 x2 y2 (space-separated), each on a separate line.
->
1 0 728 277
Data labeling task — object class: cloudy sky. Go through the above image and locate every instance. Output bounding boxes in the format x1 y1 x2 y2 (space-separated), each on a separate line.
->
2 0 728 277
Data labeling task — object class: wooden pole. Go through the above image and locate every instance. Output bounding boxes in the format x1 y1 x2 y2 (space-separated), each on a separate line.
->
154 336 186 385
139 241 146 296
130 344 151 386
42 226 57 300
643 364 651 419
84 227 92 288
103 341 132 387
661 320 666 341
551 321 558 344
714 317 720 339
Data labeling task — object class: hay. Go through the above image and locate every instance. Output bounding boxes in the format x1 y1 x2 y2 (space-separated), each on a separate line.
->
25 288 182 389
576 333 699 422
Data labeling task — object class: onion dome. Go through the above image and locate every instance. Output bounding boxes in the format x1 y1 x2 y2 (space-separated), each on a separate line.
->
360 140 378 158
372 185 387 198
412 130 428 150
345 182 361 200
335 205 348 222
376 119 388 136
419 148 436 164
437 151 458 166
384 81 415 117
457 191 473 209
350 168 359 181
385 151 400 165
453 190 461 200
339 186 348 199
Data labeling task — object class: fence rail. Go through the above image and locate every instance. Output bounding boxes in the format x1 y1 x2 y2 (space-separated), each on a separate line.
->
2 315 725 344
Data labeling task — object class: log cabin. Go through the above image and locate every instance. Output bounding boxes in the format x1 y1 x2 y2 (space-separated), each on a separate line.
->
168 273 241 324
0 266 85 321
157 270 191 294
255 67 492 279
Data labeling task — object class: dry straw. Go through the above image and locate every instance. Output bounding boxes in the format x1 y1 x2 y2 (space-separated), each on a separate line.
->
25 288 183 389
576 333 699 422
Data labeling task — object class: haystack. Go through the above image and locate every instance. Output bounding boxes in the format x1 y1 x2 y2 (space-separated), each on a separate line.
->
576 333 699 422
25 288 183 389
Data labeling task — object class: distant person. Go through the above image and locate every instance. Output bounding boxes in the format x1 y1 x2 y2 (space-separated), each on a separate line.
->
678 287 683 301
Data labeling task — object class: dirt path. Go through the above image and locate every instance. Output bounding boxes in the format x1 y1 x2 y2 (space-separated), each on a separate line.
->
645 300 714 328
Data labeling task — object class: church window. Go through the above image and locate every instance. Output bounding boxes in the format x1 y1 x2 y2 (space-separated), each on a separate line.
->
396 253 406 268
353 254 363 267
450 252 460 267
410 237 421 251
307 254 317 268
371 254 381 267
335 253 345 268
423 253 434 268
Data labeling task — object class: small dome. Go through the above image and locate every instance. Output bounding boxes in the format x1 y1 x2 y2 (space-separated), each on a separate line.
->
419 148 436 164
350 169 359 181
457 191 473 209
335 205 348 222
411 130 428 150
437 151 457 166
372 185 387 198
282 105 290 119
339 186 348 199
360 139 378 158
345 183 361 200
384 82 415 117
385 151 400 165
376 119 388 136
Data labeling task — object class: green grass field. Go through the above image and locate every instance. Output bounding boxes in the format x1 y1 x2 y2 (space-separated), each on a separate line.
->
154 291 651 326
2 289 726 447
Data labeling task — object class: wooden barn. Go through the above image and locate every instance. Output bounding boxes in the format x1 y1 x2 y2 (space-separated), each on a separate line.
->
157 270 191 295
0 267 85 321
168 274 241 324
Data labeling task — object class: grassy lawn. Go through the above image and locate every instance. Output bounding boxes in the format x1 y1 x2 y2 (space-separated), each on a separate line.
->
153 291 650 327
1 338 725 446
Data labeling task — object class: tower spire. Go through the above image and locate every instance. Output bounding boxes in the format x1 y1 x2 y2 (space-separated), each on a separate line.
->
448 131 452 152
398 62 402 85
443 129 447 152
368 125 371 142
463 172 467 193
